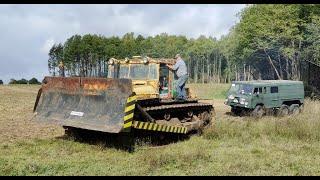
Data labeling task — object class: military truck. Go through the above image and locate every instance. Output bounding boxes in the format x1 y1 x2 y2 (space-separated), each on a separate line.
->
33 56 215 150
224 80 305 118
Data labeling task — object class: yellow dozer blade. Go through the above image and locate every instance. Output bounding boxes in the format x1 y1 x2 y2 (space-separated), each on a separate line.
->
33 77 136 133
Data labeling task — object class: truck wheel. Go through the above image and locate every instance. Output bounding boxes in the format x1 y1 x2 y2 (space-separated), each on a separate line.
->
277 105 289 117
289 104 300 116
251 105 265 118
299 104 304 113
231 107 243 116
231 107 238 116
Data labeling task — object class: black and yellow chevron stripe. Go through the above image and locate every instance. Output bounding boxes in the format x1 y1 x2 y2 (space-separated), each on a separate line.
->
132 121 188 134
122 93 187 134
123 93 137 131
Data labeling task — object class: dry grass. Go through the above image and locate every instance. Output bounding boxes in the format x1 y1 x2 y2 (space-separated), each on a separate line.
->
1 84 320 175
0 85 64 143
204 99 320 141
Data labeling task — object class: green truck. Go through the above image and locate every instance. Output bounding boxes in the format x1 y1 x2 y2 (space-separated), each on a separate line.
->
224 80 305 118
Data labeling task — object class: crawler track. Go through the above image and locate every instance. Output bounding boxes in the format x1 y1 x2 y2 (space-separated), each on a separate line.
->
143 102 213 112
135 100 215 135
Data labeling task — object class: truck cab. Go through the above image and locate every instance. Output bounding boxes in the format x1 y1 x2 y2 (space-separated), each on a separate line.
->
107 56 194 101
225 80 305 117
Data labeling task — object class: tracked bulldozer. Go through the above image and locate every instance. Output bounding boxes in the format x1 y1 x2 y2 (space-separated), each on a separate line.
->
33 56 215 150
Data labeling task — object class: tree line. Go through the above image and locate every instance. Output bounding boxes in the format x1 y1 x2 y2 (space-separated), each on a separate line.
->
8 78 41 85
225 4 320 82
48 4 320 84
48 33 230 83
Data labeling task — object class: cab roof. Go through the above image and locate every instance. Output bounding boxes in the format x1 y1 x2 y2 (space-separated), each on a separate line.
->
232 80 303 86
110 57 175 65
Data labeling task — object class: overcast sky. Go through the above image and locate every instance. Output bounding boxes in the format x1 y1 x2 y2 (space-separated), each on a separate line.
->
0 4 246 84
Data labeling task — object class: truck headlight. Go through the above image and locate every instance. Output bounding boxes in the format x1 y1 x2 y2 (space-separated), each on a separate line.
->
108 58 115 65
228 95 235 100
240 98 245 105
143 57 149 64
224 99 228 104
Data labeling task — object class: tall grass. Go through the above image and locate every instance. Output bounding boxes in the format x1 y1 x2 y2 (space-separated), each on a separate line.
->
204 99 320 142
2 85 320 175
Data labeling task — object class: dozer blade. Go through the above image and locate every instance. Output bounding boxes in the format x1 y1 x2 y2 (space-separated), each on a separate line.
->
33 77 135 133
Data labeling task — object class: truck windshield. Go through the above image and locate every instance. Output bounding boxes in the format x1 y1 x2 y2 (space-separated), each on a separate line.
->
230 84 253 95
130 64 149 79
119 66 129 78
108 65 114 78
108 64 158 80
130 64 158 79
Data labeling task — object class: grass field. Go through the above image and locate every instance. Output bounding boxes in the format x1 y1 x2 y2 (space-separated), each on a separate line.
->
1 84 320 175
187 83 230 99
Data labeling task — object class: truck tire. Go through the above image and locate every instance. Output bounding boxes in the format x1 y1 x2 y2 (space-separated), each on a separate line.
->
231 106 239 116
299 104 304 113
289 104 300 116
251 105 265 118
231 107 245 116
277 105 289 117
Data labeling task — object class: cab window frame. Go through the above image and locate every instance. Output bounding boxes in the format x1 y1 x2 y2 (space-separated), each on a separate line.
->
253 87 263 94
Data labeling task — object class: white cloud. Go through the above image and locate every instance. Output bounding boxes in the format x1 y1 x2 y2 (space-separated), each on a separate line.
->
41 38 55 54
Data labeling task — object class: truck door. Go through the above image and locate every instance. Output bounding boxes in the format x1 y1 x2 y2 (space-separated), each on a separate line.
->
253 87 264 106
269 86 280 107
159 64 170 98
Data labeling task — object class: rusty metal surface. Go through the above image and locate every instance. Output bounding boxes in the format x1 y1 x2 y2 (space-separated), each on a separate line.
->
114 58 175 65
33 76 132 133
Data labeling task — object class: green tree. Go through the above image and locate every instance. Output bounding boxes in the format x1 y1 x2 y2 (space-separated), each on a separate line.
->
224 4 314 80
17 79 28 84
48 43 63 76
29 78 41 85
9 79 17 84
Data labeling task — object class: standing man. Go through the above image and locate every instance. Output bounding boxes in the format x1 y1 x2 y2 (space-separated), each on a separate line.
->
166 54 188 101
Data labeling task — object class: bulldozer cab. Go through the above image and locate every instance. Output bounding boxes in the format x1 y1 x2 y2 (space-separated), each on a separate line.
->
107 57 177 100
